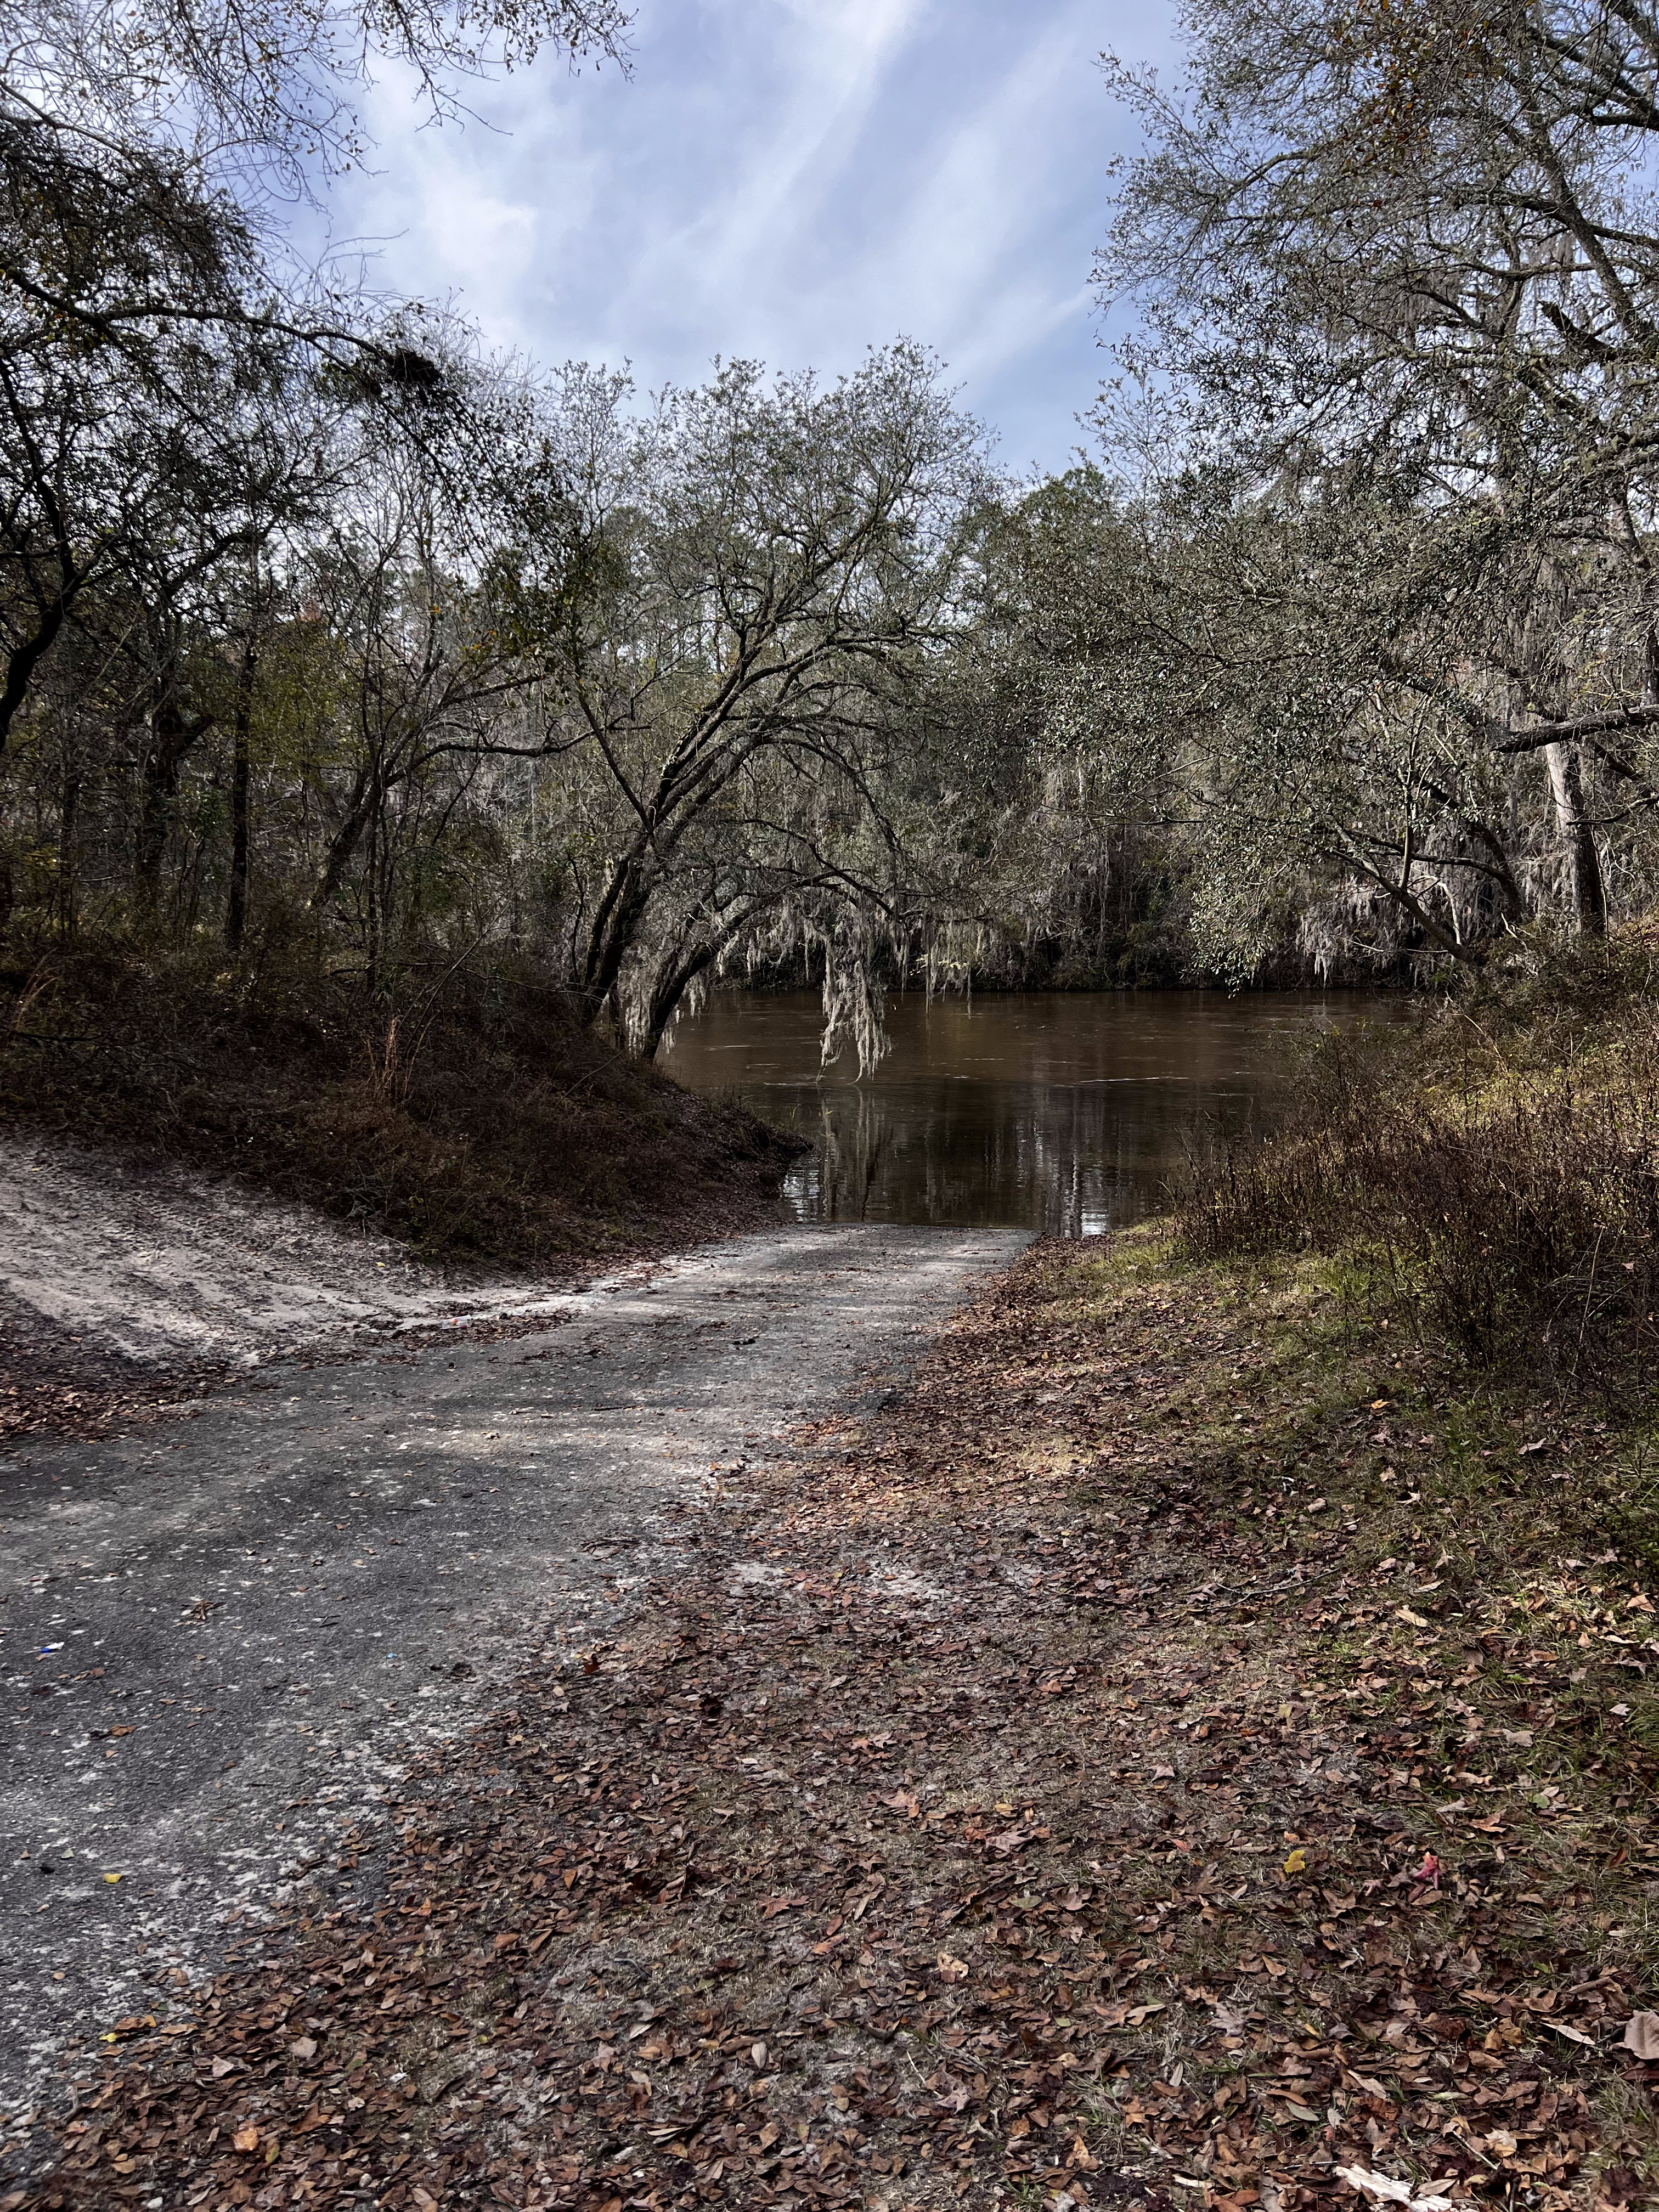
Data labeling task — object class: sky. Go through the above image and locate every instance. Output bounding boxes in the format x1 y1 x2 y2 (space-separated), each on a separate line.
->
331 0 1177 479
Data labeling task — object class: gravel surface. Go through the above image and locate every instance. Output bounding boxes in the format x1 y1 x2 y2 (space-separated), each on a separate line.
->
0 1220 1027 2124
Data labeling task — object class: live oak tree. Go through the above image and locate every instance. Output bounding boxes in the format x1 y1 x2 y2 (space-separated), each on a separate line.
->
517 349 989 1058
1093 0 1659 963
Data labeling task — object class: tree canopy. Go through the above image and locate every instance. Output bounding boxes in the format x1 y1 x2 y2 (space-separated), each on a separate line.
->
4 0 1655 1062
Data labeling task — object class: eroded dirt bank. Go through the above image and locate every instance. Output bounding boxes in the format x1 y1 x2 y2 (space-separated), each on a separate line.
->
0 1127 600 1440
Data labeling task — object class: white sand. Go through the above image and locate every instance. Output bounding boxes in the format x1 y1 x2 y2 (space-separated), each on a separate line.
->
0 1130 569 1367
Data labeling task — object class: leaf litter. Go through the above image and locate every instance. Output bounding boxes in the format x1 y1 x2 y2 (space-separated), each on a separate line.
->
5 1235 1658 2211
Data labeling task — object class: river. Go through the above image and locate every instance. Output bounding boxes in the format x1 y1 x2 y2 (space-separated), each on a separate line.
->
661 988 1408 1235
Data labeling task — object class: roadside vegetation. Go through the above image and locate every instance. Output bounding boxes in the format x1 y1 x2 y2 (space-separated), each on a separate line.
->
1175 932 1659 1386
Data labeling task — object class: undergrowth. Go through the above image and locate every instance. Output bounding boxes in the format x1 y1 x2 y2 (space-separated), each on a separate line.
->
0 935 797 1269
1172 930 1659 1388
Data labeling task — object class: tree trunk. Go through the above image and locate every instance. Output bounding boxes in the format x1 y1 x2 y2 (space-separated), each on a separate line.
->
226 632 256 951
642 941 720 1059
137 696 200 917
309 763 380 910
577 845 657 1027
1544 742 1607 935
57 766 80 934
0 584 74 761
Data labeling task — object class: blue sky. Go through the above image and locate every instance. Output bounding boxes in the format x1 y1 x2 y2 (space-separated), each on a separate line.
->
334 1 1176 477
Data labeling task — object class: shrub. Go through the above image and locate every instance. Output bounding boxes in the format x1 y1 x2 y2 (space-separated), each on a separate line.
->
1172 935 1659 1381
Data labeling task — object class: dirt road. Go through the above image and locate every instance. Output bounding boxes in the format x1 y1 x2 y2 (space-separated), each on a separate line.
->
0 1218 1027 2125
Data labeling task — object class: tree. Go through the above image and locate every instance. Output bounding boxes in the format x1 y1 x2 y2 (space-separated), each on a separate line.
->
521 348 990 1056
0 0 628 952
1096 0 1659 956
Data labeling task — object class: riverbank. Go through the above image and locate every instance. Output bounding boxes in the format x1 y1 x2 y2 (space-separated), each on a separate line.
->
16 1220 1656 2211
2 941 797 1277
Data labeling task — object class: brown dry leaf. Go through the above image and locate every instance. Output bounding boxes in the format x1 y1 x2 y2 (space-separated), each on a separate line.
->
1622 2011 1659 2059
937 1951 969 1982
231 2124 259 2153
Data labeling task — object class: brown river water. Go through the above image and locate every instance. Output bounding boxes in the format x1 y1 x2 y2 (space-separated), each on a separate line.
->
661 988 1410 1236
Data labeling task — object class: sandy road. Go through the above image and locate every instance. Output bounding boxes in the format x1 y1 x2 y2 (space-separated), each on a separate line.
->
0 1219 1027 2124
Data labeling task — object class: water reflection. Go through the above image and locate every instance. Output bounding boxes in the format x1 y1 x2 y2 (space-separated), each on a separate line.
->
661 989 1407 1235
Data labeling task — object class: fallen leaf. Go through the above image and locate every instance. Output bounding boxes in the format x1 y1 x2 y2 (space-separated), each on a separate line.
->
1335 2171 1453 2212
1483 2129 1518 2158
1346 2073 1395 2102
937 1951 969 1982
1623 2011 1659 2059
232 2125 259 2153
289 2037 317 2061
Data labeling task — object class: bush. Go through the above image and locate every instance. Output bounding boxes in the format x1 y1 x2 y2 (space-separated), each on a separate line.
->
1172 933 1659 1381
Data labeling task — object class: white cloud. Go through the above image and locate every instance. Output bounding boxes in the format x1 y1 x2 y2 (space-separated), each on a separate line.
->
327 0 1174 471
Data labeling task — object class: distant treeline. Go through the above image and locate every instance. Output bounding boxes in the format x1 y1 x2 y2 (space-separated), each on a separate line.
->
4 0 1658 1071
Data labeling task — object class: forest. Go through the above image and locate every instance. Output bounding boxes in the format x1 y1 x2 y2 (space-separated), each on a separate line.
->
8 10 1659 2212
7 0 1659 1086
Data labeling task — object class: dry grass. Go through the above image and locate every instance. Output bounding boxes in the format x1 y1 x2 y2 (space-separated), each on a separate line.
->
1171 934 1659 1385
